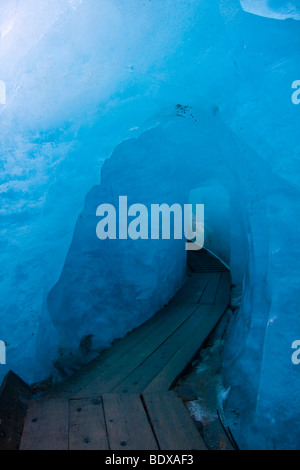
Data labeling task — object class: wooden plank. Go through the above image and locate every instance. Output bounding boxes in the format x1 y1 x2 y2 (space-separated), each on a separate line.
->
102 394 158 450
143 391 207 450
169 273 211 305
69 398 109 450
187 248 229 273
75 301 200 398
199 273 221 304
214 272 231 305
20 398 69 450
145 302 228 392
113 304 212 393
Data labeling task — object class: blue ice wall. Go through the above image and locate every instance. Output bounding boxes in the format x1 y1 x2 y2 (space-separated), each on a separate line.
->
240 0 300 19
0 0 300 449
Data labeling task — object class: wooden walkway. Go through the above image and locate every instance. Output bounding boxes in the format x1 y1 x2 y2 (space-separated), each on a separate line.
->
20 249 230 450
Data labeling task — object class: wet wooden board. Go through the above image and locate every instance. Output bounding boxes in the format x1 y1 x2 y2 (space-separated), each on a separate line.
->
169 273 211 305
143 391 207 450
199 273 221 304
20 398 69 450
102 394 158 450
214 272 231 305
69 398 109 450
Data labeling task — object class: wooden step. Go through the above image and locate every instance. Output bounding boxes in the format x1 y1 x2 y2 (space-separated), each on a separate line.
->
102 394 158 450
20 398 69 450
69 398 109 450
143 391 207 450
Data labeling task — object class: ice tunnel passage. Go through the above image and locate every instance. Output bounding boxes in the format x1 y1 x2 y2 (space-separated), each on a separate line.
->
0 0 299 451
45 114 249 360
36 110 300 449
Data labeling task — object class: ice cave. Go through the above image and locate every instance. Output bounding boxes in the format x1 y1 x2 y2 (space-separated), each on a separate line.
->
0 0 300 451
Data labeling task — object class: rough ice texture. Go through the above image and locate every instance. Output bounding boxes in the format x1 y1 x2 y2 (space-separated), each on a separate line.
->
240 0 300 20
47 128 187 372
0 0 300 449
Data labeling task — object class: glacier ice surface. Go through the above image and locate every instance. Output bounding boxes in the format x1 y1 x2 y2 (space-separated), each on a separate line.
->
240 0 300 20
0 0 300 449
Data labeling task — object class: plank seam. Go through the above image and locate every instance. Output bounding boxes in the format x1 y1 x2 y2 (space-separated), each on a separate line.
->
101 395 112 451
140 394 161 451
